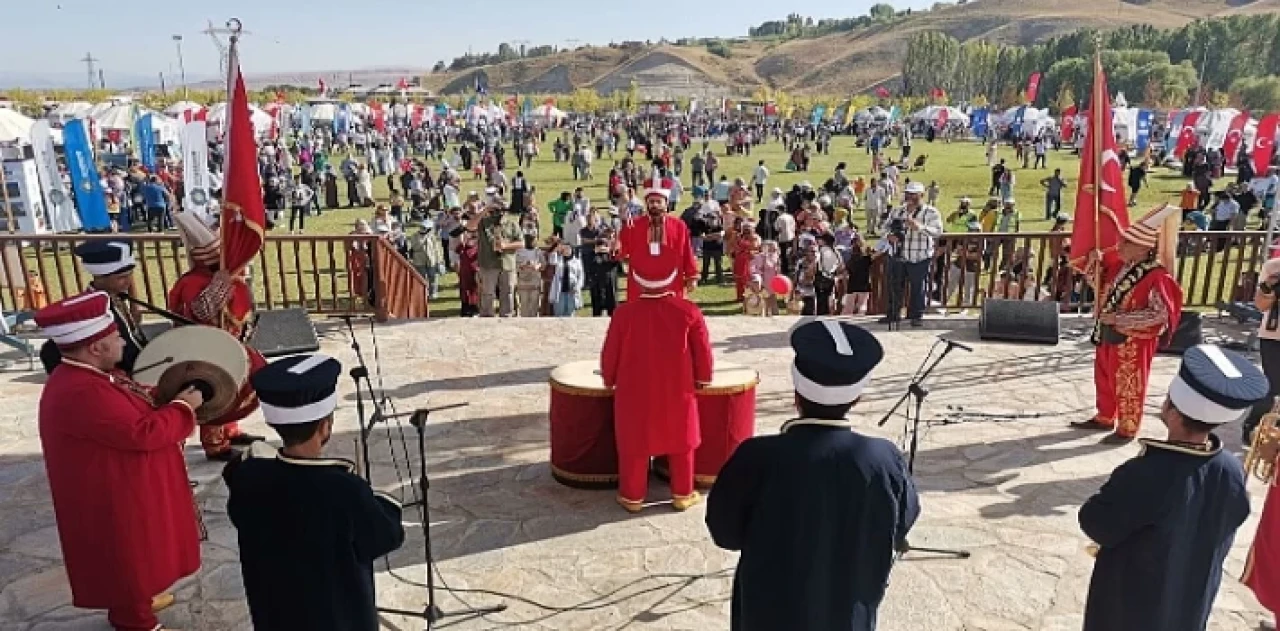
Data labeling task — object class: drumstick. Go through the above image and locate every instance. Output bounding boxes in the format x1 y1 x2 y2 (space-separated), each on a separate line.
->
133 356 175 375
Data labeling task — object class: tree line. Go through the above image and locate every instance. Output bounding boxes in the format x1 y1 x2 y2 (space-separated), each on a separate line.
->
901 14 1280 111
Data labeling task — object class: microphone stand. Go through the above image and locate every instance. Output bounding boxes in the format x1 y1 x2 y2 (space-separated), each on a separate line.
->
878 337 972 560
339 316 506 627
375 404 508 628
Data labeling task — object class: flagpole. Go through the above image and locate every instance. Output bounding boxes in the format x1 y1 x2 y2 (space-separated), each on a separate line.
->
222 18 242 275
1092 36 1104 315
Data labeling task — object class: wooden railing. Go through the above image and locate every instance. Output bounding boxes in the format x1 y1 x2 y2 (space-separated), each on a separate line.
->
867 230 1269 314
0 233 430 320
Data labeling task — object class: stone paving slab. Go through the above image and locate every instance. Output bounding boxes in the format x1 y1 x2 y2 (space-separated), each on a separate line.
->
0 315 1271 630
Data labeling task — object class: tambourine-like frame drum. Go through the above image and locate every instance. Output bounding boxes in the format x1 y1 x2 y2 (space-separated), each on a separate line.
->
655 363 759 488
132 326 250 424
547 360 619 489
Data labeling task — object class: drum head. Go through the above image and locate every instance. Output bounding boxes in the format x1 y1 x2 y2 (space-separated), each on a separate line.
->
705 362 760 392
134 326 249 423
549 360 607 391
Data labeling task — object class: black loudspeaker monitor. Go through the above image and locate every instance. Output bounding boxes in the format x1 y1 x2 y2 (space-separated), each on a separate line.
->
248 308 320 358
979 299 1060 345
1159 311 1203 355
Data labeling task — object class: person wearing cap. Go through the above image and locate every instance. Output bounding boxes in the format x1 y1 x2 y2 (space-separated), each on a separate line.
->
167 211 266 460
40 241 148 375
407 220 445 299
475 200 525 317
945 197 976 233
878 180 943 327
224 354 405 631
1080 344 1264 631
1072 204 1185 443
37 291 205 631
707 320 919 631
601 210 712 512
615 175 699 302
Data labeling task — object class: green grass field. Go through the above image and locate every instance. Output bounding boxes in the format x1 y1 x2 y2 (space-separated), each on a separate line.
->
278 134 1223 317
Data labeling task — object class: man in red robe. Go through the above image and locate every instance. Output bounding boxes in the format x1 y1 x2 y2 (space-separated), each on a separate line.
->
616 175 699 302
602 181 714 511
37 291 205 631
169 211 265 460
1073 204 1184 443
1245 438 1280 628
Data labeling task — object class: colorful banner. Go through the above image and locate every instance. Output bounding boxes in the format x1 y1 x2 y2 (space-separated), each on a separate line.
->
1025 72 1042 103
936 107 949 130
300 102 312 135
1134 110 1153 154
1069 52 1129 272
1255 113 1279 176
887 105 900 122
971 108 989 137
136 113 156 172
62 119 111 232
181 121 213 221
334 103 350 134
810 105 826 126
1060 105 1077 143
371 101 386 132
30 120 79 233
1011 105 1027 136
1222 110 1250 163
1206 112 1233 151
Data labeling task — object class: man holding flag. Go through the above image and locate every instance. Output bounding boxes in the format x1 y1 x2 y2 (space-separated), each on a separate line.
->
1069 47 1184 444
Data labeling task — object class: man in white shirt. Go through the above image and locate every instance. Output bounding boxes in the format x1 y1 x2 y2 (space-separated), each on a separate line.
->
865 180 886 235
884 163 900 188
774 210 797 274
751 160 770 202
878 181 943 328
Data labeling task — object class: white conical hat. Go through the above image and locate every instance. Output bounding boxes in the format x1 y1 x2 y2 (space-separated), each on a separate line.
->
173 210 220 267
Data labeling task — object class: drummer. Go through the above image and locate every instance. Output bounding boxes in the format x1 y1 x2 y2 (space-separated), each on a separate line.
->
168 211 265 461
39 240 148 375
37 291 204 631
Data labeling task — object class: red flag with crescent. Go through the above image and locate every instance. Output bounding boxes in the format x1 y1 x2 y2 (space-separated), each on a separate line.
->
1255 113 1279 176
1222 111 1250 163
1060 104 1077 143
1173 111 1202 157
220 37 266 276
1025 72 1042 103
1069 54 1129 272
875 86 891 99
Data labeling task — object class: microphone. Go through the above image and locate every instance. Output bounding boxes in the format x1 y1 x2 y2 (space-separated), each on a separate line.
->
938 336 973 352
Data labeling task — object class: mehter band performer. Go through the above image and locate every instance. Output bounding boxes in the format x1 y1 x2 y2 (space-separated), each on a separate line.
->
1080 344 1266 631
602 184 714 512
40 241 147 375
706 320 919 631
168 211 265 460
1072 204 1184 443
615 175 699 302
224 353 405 631
37 291 205 631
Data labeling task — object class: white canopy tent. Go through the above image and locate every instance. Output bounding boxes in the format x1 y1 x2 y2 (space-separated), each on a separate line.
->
526 105 567 124
910 105 969 125
0 108 35 143
206 102 274 137
85 102 116 120
48 102 92 124
854 106 890 123
163 101 206 118
308 102 338 122
466 102 507 126
90 104 150 130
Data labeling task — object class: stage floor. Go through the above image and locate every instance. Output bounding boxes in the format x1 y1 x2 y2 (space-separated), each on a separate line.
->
0 315 1271 630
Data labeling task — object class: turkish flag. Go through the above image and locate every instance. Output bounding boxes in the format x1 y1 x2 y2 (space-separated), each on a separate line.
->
1255 113 1279 176
1069 54 1129 272
1221 110 1250 164
1025 72 1042 103
936 107 949 130
397 77 409 91
371 101 386 133
220 40 266 276
1173 111 1202 157
1060 105 1077 143
875 86 891 99
411 105 424 127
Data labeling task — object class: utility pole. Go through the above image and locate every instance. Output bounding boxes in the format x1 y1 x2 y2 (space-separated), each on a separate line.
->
173 35 188 99
80 52 99 90
160 72 167 96
1193 42 1209 106
98 69 106 90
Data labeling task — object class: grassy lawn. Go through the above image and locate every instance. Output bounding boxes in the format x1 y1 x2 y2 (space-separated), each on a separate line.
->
276 133 1225 318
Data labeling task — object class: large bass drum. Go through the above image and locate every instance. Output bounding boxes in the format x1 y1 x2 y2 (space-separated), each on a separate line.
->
132 325 251 424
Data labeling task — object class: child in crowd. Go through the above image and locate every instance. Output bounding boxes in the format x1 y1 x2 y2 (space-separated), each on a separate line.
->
743 275 768 316
550 244 584 317
841 235 873 315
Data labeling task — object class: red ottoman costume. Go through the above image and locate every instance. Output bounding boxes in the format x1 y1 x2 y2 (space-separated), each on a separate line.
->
1084 205 1183 439
169 211 265 458
617 177 698 303
1245 471 1280 617
602 176 714 512
37 292 201 631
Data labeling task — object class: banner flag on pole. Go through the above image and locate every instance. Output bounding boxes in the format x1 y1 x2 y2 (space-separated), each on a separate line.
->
62 119 111 232
1025 72 1043 103
30 120 79 232
136 113 156 172
181 121 213 221
1134 110 1153 154
1221 110 1250 163
1173 111 1203 157
219 23 267 276
1255 113 1279 176
1069 50 1129 273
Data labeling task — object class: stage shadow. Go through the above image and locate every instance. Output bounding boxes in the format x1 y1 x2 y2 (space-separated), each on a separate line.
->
906 428 1120 495
977 475 1110 520
343 365 554 401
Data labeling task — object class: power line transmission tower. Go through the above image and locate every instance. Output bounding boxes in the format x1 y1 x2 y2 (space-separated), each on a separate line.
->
80 52 99 90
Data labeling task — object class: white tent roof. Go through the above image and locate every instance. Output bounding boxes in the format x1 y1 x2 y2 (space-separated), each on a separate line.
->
206 102 274 133
163 101 206 117
854 106 890 122
0 108 35 143
309 102 338 121
911 105 968 123
93 104 151 130
50 101 92 118
528 105 566 121
86 102 115 119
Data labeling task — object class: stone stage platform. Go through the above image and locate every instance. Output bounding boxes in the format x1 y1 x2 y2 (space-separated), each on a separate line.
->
0 316 1272 630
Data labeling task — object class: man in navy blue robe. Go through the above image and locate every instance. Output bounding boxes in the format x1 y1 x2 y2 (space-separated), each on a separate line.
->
707 320 919 631
1080 344 1267 631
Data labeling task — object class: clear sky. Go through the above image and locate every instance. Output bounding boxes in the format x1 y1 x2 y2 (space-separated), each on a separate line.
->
3 0 935 81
